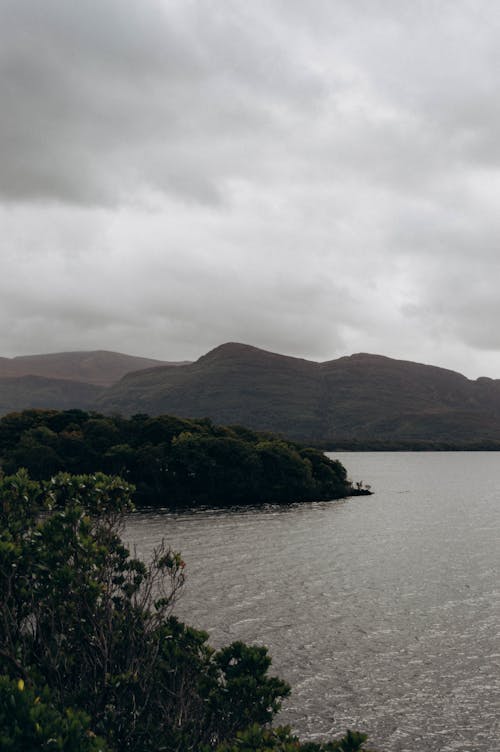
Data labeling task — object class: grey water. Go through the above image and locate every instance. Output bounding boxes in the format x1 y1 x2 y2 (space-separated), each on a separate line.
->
124 452 500 751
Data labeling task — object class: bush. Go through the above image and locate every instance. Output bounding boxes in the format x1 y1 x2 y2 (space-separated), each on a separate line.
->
0 676 107 752
0 470 373 751
215 725 373 752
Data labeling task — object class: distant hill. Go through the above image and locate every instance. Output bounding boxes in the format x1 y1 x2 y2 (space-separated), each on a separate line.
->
96 343 324 437
96 343 500 444
0 375 102 415
3 343 500 445
0 350 181 386
0 350 189 416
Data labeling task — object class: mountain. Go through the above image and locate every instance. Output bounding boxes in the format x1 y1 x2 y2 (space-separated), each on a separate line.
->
2 342 500 444
0 375 102 415
0 350 180 386
0 350 189 417
97 342 325 437
96 343 500 444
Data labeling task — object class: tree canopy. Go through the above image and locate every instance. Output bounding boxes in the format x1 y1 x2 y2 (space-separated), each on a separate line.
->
0 410 356 507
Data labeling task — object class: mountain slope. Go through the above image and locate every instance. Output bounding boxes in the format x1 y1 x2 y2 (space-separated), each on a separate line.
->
97 343 500 443
0 375 102 415
3 342 500 443
97 342 326 438
0 350 181 386
0 350 190 417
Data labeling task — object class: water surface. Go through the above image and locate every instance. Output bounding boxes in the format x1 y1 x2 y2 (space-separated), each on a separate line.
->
125 452 500 751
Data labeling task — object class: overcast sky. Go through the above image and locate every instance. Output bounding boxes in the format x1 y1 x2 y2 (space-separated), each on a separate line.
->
2 1 500 377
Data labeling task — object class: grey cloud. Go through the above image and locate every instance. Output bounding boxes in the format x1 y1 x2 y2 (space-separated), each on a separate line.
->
2 2 500 377
0 0 323 205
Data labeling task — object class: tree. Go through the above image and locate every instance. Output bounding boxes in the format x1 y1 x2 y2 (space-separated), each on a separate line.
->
0 410 357 507
256 440 314 501
0 676 107 752
215 726 373 752
0 471 289 751
0 469 374 752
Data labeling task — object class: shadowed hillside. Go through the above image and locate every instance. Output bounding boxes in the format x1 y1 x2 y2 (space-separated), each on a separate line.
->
0 375 101 415
0 350 188 416
97 343 500 444
2 343 500 445
96 343 326 439
0 350 183 386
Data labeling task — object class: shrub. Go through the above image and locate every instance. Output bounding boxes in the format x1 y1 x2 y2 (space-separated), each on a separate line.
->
0 469 373 752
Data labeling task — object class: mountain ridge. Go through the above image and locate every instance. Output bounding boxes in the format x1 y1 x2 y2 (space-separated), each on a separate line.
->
96 343 500 443
2 342 500 445
0 349 187 386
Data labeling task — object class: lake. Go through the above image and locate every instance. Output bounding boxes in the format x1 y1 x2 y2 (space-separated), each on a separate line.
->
125 452 500 751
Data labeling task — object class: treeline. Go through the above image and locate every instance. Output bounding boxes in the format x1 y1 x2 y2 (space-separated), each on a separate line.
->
0 409 355 506
315 438 500 451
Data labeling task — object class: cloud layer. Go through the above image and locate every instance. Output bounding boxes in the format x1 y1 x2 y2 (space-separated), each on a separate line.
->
1 0 500 376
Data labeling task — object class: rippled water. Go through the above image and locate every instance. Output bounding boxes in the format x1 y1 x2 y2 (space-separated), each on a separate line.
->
125 453 500 751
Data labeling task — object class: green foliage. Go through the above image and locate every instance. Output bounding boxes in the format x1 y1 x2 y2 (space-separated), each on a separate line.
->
214 725 374 752
2 470 320 752
0 676 107 752
214 724 301 752
0 471 187 750
210 642 290 739
0 410 354 506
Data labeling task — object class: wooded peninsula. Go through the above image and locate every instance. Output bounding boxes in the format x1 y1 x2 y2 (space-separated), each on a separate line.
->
0 409 369 507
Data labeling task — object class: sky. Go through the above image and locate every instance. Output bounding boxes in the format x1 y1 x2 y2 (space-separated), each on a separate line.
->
1 0 500 378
